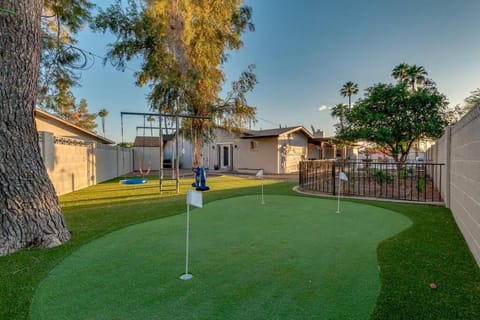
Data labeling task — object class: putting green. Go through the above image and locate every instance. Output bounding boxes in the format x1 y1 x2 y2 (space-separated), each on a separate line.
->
31 195 411 319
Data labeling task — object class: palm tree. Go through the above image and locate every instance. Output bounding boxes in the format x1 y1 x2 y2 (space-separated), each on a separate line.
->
147 115 156 136
391 63 410 82
331 103 348 130
98 108 109 137
340 81 359 109
407 65 427 91
392 63 428 91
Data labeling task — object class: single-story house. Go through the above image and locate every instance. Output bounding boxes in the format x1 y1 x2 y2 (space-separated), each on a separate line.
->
204 126 313 174
134 125 361 174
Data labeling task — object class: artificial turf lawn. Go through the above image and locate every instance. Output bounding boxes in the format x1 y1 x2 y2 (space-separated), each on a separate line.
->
30 195 411 320
1 175 479 319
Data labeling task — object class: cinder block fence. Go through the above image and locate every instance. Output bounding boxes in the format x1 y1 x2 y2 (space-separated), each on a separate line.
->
426 103 480 266
38 132 133 195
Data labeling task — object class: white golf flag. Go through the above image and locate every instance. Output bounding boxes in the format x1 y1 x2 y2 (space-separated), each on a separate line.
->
186 190 203 208
256 169 264 177
339 172 348 181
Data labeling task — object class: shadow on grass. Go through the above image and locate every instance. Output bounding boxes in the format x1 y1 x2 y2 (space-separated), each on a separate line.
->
60 176 287 210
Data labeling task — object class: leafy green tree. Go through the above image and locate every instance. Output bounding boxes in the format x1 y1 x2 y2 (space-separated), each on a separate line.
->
331 103 348 130
464 88 480 111
340 81 359 109
98 108 109 137
71 98 97 131
52 77 76 119
337 81 448 162
93 0 257 166
446 88 480 124
118 142 133 148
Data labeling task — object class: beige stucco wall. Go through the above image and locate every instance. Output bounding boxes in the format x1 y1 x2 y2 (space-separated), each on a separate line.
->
426 103 480 266
232 137 278 173
36 115 90 141
278 132 308 173
39 132 133 195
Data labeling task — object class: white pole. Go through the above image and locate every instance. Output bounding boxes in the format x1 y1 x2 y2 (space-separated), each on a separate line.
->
261 177 265 205
336 176 341 214
180 204 193 280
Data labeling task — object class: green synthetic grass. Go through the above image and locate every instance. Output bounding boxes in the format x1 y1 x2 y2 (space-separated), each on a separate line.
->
30 195 411 319
0 175 479 319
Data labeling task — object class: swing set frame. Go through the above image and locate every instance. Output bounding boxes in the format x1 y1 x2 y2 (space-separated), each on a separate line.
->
121 111 211 194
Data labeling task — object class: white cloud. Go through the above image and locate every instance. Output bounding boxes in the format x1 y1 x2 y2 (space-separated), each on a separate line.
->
318 105 329 111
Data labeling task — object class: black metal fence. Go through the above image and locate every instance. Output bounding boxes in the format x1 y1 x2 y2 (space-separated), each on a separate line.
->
299 160 444 203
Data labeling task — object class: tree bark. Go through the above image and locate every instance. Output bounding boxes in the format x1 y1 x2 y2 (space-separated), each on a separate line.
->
192 123 204 167
0 1 71 256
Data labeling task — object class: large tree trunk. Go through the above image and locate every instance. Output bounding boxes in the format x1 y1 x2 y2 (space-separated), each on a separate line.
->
192 123 204 167
0 1 71 256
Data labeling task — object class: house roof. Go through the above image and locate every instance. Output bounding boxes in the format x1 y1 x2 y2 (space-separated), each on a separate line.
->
133 135 174 147
35 108 115 144
241 126 313 139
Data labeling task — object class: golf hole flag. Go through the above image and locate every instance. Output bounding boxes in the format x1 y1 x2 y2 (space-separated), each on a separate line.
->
181 190 203 281
336 172 348 214
186 190 203 208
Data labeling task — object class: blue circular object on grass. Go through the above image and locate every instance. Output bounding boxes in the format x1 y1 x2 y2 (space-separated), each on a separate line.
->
120 178 148 185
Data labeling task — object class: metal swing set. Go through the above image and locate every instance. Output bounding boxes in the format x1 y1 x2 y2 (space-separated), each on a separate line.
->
120 111 211 194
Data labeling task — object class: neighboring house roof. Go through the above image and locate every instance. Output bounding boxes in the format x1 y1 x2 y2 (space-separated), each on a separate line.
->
35 108 114 144
133 135 174 147
241 126 313 139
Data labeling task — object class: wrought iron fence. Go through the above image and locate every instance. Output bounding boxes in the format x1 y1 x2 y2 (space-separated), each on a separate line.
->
299 160 444 203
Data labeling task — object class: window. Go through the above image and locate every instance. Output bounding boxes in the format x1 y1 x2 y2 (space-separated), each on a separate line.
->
250 140 259 150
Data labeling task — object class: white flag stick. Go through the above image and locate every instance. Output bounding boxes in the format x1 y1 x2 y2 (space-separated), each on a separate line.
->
180 204 193 280
261 177 265 205
336 177 341 214
337 171 348 214
181 190 202 281
257 169 265 205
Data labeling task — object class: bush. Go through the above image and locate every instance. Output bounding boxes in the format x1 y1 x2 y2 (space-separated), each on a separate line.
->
417 176 426 193
370 169 393 185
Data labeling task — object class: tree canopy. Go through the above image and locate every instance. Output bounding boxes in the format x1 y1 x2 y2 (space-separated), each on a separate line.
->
38 1 94 113
335 66 449 162
93 0 257 166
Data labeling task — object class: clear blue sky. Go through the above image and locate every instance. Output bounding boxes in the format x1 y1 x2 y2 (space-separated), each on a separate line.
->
72 0 480 143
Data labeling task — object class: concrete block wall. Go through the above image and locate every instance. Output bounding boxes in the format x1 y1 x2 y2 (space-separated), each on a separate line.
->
38 133 133 195
427 103 480 266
